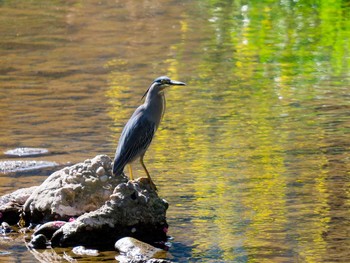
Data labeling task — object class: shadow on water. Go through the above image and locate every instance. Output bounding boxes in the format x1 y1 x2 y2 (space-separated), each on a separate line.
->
0 0 349 262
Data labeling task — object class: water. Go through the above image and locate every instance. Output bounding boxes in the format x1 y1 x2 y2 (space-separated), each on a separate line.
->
1 0 349 262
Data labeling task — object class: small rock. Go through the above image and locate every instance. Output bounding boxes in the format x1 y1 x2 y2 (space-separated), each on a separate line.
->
72 246 99 256
28 234 47 249
96 167 105 176
100 175 108 183
115 237 167 261
125 259 174 263
65 175 77 184
33 221 67 239
0 222 13 234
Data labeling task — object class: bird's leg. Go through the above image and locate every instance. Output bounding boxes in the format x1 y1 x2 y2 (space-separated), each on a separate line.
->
128 164 134 180
140 155 157 191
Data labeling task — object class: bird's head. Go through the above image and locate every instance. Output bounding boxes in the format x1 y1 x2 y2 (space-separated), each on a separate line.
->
142 76 186 100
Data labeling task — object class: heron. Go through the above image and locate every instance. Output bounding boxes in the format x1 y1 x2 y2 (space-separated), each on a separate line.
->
112 76 186 190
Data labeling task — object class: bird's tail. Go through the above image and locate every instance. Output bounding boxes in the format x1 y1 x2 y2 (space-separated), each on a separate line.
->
112 160 124 176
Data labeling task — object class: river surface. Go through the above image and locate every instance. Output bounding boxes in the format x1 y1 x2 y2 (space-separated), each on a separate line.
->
0 0 349 262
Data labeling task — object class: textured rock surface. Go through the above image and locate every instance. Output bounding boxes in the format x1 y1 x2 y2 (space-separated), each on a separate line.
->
23 155 127 223
51 178 168 248
0 186 37 207
1 154 170 258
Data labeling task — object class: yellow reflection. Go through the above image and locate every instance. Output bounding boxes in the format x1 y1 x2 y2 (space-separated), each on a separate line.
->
104 0 349 262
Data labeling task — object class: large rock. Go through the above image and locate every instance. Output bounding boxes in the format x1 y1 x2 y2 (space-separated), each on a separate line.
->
50 178 168 248
23 155 127 223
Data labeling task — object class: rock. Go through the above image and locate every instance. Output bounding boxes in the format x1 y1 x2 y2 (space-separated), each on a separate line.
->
0 186 37 207
0 221 13 234
4 148 49 157
124 259 174 263
0 186 37 225
72 246 99 256
0 160 58 174
51 178 168 248
118 258 174 263
115 237 167 261
100 175 109 183
1 154 170 258
23 155 126 223
33 221 67 239
96 166 105 176
28 234 48 249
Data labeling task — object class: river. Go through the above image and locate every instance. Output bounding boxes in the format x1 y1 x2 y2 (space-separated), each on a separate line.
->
0 0 349 262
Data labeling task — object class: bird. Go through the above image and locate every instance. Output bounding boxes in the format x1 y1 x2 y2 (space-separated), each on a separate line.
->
112 76 186 190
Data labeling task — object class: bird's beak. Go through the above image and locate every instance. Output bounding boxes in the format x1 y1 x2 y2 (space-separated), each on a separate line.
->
169 80 186 86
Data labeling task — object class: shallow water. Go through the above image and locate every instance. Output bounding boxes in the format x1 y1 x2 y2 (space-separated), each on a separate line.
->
0 0 349 262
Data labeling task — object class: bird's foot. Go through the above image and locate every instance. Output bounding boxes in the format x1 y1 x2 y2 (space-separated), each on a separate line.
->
138 177 157 191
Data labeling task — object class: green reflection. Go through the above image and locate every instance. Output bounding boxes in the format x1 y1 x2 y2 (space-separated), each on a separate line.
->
104 0 349 262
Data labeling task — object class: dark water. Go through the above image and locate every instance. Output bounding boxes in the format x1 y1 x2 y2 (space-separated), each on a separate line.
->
1 0 349 262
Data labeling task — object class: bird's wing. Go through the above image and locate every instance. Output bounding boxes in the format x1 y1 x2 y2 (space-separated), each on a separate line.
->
113 113 156 175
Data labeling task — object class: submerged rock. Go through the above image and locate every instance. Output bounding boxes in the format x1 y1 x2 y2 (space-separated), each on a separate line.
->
115 237 167 261
51 178 168 248
23 155 127 223
0 160 58 174
124 259 174 263
4 148 49 157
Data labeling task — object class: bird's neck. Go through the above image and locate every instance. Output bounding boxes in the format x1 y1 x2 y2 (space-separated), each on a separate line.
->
144 89 165 128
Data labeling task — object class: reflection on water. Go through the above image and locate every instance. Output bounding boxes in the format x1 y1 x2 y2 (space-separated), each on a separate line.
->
0 0 349 262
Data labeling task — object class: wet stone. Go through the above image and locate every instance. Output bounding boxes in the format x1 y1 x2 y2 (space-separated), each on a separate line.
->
4 147 49 157
33 221 67 240
72 246 99 256
115 237 167 261
0 160 58 174
0 222 13 234
124 259 174 263
28 234 48 249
